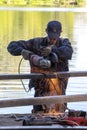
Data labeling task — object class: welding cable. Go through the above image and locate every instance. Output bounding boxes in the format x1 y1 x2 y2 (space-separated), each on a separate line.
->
18 57 30 93
58 118 79 126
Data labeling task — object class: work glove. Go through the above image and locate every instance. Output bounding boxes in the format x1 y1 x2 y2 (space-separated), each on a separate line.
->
21 49 33 60
41 46 52 57
30 55 51 68
50 53 58 63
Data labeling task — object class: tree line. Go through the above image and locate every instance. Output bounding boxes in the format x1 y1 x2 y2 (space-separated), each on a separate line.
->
0 0 86 7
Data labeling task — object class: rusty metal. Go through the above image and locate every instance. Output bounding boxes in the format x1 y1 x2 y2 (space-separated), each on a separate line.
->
0 113 86 129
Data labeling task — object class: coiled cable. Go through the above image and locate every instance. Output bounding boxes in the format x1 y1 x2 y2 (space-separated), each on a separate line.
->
18 57 30 93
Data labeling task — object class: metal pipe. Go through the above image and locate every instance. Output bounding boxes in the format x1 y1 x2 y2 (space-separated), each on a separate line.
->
0 94 86 108
0 126 86 130
0 71 87 80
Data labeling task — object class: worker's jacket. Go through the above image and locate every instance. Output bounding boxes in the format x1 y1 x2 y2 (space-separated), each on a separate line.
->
7 37 73 112
7 36 73 72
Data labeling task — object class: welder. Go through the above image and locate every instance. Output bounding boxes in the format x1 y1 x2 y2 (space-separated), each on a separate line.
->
7 20 73 113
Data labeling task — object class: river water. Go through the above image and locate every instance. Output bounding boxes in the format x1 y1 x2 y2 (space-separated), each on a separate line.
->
0 7 87 114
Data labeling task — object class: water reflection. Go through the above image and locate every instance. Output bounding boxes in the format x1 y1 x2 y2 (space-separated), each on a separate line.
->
73 13 87 70
0 7 87 113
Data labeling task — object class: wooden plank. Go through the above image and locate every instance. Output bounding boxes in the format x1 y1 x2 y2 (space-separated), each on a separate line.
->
0 71 87 80
0 94 86 108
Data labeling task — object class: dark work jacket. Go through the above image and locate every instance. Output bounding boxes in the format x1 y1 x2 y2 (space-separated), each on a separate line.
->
7 37 73 112
7 36 73 72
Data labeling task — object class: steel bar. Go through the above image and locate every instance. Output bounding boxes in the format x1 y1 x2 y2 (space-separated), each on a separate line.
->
0 94 86 108
0 71 87 80
0 126 86 130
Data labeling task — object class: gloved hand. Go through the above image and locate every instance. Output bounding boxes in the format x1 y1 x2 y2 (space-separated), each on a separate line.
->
30 55 51 68
50 53 58 63
21 49 33 60
41 46 52 57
